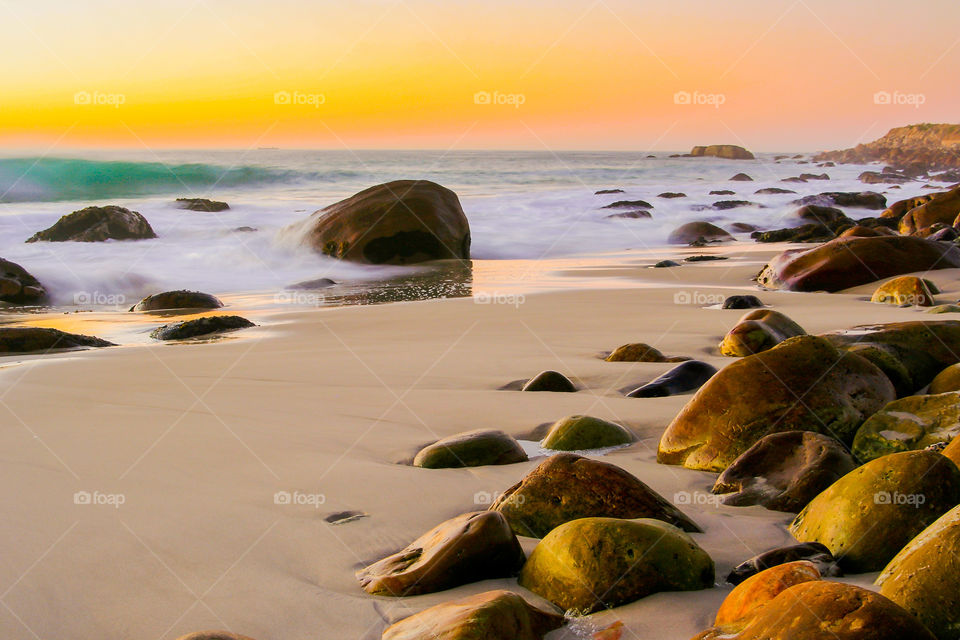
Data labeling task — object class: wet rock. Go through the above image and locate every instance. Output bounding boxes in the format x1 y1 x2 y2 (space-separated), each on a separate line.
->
625 360 717 398
713 431 856 512
719 309 805 357
324 510 367 525
175 633 256 640
0 257 46 304
710 189 736 195
521 370 576 392
726 542 840 585
899 186 960 235
852 392 960 461
754 187 796 195
291 180 470 265
653 259 681 268
691 145 755 160
356 511 525 596
871 276 937 307
929 304 960 314
713 200 760 210
149 315 254 340
658 192 686 198
667 222 733 244
714 561 822 626
789 450 960 571
604 343 688 362
750 222 846 243
685 255 728 262
605 210 651 219
658 336 894 472
928 225 959 241
792 204 847 225
232 226 257 233
882 193 938 220
26 205 157 242
930 363 960 393
791 191 887 209
602 199 653 209
756 236 960 292
838 224 887 238
722 295 763 309
382 589 564 640
0 327 115 353
799 173 829 181
490 453 701 538
286 277 336 290
877 504 960 640
728 222 758 233
595 189 624 195
519 517 714 614
130 290 223 312
414 429 528 468
691 581 936 640
729 173 753 181
860 171 911 184
541 415 634 450
175 198 230 212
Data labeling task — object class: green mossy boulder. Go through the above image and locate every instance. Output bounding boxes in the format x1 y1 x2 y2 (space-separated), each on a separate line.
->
658 336 894 472
518 517 714 614
413 429 528 468
877 505 960 640
719 309 805 357
789 450 960 572
540 415 634 450
852 392 960 462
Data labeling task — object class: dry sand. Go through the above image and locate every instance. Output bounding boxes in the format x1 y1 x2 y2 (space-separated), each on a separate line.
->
1 243 952 639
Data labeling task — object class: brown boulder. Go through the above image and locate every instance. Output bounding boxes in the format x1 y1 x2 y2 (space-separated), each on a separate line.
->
0 327 115 353
604 342 688 362
714 561 821 626
870 276 937 307
26 205 156 242
719 309 805 357
691 145 755 160
899 186 960 235
130 290 223 312
0 258 46 304
668 222 733 244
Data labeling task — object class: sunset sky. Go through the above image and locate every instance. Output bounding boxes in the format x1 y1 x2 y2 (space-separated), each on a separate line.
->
2 0 958 151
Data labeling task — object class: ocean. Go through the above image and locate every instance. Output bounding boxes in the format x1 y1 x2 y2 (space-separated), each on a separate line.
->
0 149 919 308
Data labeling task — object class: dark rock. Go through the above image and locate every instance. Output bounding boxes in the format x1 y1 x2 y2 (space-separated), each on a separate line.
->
605 343 689 362
728 222 758 233
286 278 337 290
130 290 223 312
898 185 960 235
653 259 681 268
799 173 829 181
793 204 847 225
726 542 841 585
722 295 764 309
791 191 887 210
668 221 733 244
625 360 717 398
691 145 755 160
605 210 651 219
0 327 115 353
928 226 959 241
602 199 653 209
594 189 624 195
685 255 728 262
541 415 634 450
729 173 753 181
859 171 910 184
0 258 46 304
26 206 157 242
658 192 686 198
713 200 760 210
710 189 736 195
176 198 230 212
413 429 527 468
521 370 576 392
232 226 257 233
150 315 254 340
754 187 796 195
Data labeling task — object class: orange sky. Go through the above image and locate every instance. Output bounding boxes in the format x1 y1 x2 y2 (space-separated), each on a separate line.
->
2 0 958 151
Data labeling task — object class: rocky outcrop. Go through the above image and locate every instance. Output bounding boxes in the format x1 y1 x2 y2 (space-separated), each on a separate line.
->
0 258 46 304
175 198 229 212
898 185 960 235
26 206 157 242
814 123 960 170
691 145 755 160
149 315 254 340
0 327 115 353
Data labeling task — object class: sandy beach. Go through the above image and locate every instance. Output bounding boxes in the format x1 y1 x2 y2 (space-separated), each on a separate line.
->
0 242 946 639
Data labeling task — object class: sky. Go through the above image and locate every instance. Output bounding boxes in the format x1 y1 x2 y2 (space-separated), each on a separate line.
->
1 0 958 152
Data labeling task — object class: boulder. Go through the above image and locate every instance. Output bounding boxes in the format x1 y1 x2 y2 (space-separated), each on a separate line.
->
149 315 254 340
130 290 223 312
653 259 681 268
26 206 156 242
882 193 938 220
714 561 822 626
604 343 688 362
719 309 805 357
877 504 960 640
860 171 910 184
691 145 755 160
518 517 714 614
729 173 753 181
726 542 840 585
754 188 796 195
791 191 887 209
713 431 856 512
286 278 336 290
658 192 686 199
871 276 937 307
728 222 758 233
413 429 528 468
595 189 624 195
899 186 960 235
490 453 701 538
625 360 717 398
521 370 576 392
838 224 887 238
0 327 114 353
930 363 960 393
0 258 46 304
722 295 764 309
175 198 229 212
930 304 960 314
541 415 634 450
756 236 960 292
711 189 736 195
792 204 846 225
292 180 470 264
602 199 653 209
852 392 960 462
789 450 960 572
668 222 733 244
945 438 960 468
356 511 525 596
713 200 760 210
382 590 564 640
606 210 651 220
658 336 894 471
691 581 936 640
175 633 256 640
799 173 830 181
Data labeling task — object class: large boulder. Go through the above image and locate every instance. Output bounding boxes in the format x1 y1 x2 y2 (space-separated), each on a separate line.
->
625 360 717 398
130 290 223 312
0 258 46 304
382 590 564 640
871 276 937 307
899 186 960 235
356 511 525 596
413 429 527 468
791 191 887 209
945 437 960 468
490 453 701 538
877 505 960 640
789 450 960 572
149 315 254 340
691 145 755 160
667 222 733 244
658 336 894 472
175 198 229 212
292 180 470 264
852 392 960 462
930 363 960 393
881 193 938 220
518 517 714 614
719 309 805 357
756 236 960 292
0 327 115 353
714 561 822 626
26 206 156 242
691 581 936 640
540 415 634 450
713 431 856 512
